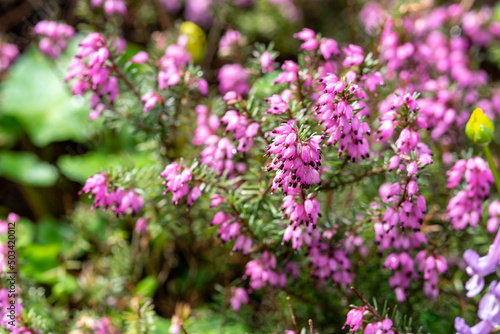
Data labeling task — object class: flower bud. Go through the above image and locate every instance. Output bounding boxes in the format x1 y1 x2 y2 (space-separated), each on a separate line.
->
465 108 494 145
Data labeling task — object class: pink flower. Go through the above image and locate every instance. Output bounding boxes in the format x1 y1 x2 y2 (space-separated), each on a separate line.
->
219 30 245 58
230 288 249 311
135 218 148 234
218 64 249 95
294 28 318 50
343 307 365 332
260 51 274 73
34 21 75 58
319 38 339 59
131 51 149 63
342 44 364 67
141 92 161 112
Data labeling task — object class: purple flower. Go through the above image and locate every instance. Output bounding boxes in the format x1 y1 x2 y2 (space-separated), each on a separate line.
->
463 228 500 297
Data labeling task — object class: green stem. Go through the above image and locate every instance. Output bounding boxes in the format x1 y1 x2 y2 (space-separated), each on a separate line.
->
483 145 500 196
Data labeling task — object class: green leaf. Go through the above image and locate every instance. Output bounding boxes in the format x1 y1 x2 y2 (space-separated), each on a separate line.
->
0 151 59 186
52 273 79 298
20 243 60 284
0 45 90 147
135 276 159 298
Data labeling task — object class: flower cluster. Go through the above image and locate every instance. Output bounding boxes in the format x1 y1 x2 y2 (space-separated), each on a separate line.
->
447 157 493 229
80 173 144 215
229 287 249 312
266 121 322 194
66 33 122 120
244 251 286 290
34 20 75 58
308 240 353 286
363 2 500 141
161 162 200 206
384 252 415 302
415 250 447 300
315 73 370 162
221 109 259 153
212 211 252 255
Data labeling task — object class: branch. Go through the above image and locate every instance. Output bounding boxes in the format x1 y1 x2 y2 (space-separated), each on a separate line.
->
321 166 387 191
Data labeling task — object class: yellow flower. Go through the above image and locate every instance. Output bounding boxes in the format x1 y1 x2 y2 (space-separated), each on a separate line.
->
465 108 495 145
179 21 206 63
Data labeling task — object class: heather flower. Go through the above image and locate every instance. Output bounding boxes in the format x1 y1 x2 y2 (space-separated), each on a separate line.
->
218 64 249 95
157 38 192 89
200 135 241 176
260 51 274 73
488 201 500 233
244 251 286 289
265 121 322 194
294 28 319 51
66 33 121 120
416 251 447 300
91 0 127 16
218 30 246 58
141 92 162 112
161 162 198 205
275 61 298 84
34 20 75 58
131 51 149 63
193 105 220 146
266 90 291 114
308 240 353 285
364 319 394 334
342 44 364 67
319 38 339 59
343 307 365 332
80 173 144 215
316 74 370 161
184 0 213 27
135 218 148 234
0 42 19 72
221 109 259 152
230 288 249 311
384 252 415 302
447 157 493 229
